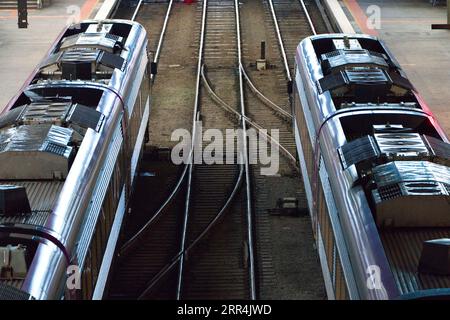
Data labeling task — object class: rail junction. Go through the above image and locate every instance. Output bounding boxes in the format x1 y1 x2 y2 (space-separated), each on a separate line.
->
1 0 450 301
107 0 329 300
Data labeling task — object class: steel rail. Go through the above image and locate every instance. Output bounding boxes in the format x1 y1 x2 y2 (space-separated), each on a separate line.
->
131 0 144 21
123 0 257 300
235 0 257 300
299 0 317 35
138 163 245 299
118 163 189 256
201 65 241 120
267 0 292 82
250 122 298 169
268 0 318 82
175 113 197 300
240 65 292 121
151 0 174 81
175 0 208 300
201 67 298 168
118 0 179 256
128 0 174 81
153 0 174 64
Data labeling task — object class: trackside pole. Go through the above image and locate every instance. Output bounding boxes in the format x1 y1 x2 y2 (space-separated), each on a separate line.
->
431 0 450 29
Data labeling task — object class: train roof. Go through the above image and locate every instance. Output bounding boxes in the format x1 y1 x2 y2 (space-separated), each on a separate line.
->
294 33 450 299
3 19 148 115
0 19 149 296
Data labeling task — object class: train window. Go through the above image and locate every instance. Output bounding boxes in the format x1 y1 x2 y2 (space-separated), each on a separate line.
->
339 102 419 110
311 37 390 67
357 38 389 56
109 23 133 41
311 37 393 65
311 38 337 57
56 22 132 53
317 70 417 109
22 88 103 109
339 113 441 142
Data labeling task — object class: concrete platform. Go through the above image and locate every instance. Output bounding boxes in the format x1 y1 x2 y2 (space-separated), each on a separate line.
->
340 0 450 134
0 0 107 111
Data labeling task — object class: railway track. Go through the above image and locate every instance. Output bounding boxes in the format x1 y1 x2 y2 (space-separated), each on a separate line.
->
107 1 183 300
114 0 172 79
267 0 328 76
108 0 256 300
107 0 329 300
179 0 253 299
107 156 185 299
240 0 328 298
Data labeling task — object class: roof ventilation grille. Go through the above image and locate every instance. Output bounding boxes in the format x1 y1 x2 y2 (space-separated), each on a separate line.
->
371 161 450 227
377 183 402 201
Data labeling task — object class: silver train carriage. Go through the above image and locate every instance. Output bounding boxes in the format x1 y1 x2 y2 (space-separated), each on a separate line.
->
293 34 450 300
0 20 150 300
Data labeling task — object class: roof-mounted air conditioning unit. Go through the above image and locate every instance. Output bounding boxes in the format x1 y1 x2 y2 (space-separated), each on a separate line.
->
371 161 450 227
